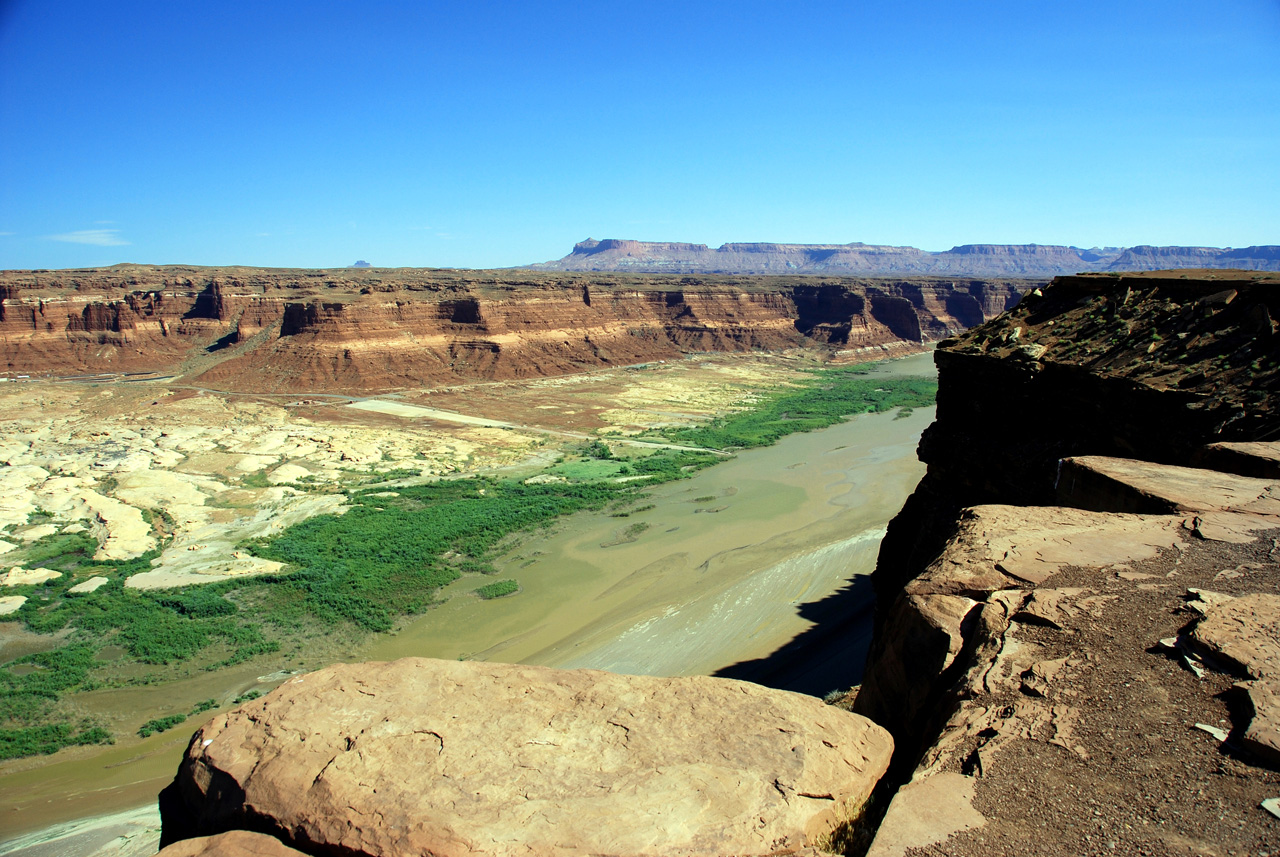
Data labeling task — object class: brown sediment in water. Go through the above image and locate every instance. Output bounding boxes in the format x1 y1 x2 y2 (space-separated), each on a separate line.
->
0 352 937 844
362 353 936 677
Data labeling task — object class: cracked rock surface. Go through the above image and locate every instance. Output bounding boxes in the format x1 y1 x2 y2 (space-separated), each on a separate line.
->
160 658 892 857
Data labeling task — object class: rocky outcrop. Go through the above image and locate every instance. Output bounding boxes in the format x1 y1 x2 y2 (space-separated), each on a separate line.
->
157 831 309 857
872 269 1280 612
0 266 1028 393
857 451 1280 855
854 269 1280 854
532 239 1280 277
160 658 893 857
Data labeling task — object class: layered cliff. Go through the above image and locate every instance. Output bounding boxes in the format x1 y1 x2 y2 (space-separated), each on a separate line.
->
532 239 1280 278
0 266 1029 392
854 269 1280 854
869 269 1279 610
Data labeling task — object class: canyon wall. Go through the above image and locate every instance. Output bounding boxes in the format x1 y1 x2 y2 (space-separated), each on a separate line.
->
0 266 1030 392
532 238 1280 277
868 269 1279 612
852 269 1280 854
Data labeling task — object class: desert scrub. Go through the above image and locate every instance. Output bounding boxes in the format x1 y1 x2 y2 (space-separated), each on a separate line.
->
0 722 112 760
137 713 187 738
475 580 519 599
189 698 217 715
663 365 936 450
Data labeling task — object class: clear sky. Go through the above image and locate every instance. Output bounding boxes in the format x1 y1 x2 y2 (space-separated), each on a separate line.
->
1 1 1277 270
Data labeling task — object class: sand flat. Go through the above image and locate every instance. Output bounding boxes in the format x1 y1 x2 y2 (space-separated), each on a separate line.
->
348 400 513 427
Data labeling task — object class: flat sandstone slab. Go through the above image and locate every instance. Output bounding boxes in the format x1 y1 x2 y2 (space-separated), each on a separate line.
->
1057 455 1280 516
162 658 893 857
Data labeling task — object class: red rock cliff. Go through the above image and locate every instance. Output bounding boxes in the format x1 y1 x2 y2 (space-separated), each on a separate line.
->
0 266 1031 392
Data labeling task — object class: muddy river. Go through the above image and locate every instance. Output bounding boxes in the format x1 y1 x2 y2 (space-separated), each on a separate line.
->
0 351 935 847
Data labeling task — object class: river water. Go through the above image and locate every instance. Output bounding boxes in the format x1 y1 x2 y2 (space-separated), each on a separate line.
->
0 350 936 847
365 351 936 687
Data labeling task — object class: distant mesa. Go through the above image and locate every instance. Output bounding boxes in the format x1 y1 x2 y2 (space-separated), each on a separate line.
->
528 239 1280 278
348 260 372 268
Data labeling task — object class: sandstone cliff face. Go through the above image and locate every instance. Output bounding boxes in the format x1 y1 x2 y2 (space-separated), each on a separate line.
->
533 240 1280 277
871 269 1280 607
0 266 1028 393
854 270 1280 854
160 659 893 857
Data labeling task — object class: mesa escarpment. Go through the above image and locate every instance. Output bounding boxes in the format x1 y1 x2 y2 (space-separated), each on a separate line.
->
532 239 1280 278
0 266 1028 392
854 269 1280 854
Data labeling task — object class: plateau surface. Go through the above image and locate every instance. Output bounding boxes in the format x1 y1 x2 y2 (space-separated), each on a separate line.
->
532 239 1280 278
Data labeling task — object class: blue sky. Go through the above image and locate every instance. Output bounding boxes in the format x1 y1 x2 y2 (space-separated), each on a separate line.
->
1 1 1277 269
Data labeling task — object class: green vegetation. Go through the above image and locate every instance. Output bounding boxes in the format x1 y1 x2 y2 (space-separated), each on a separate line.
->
189 698 218 715
550 459 629 481
662 366 936 450
0 526 275 758
475 580 519 599
240 478 635 631
583 439 614 460
0 359 935 760
138 714 186 738
138 696 221 737
0 723 112 760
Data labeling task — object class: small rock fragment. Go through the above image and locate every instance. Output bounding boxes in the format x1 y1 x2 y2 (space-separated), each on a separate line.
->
1193 723 1228 742
1020 658 1070 699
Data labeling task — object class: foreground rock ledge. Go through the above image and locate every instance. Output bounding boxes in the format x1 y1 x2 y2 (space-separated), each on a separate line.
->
160 658 893 857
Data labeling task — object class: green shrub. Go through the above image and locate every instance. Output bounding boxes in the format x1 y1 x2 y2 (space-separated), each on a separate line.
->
138 714 187 738
0 723 113 760
664 368 936 450
189 698 217 715
475 580 519 599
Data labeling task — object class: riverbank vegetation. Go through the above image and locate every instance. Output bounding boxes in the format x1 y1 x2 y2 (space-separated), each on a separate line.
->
0 362 936 758
662 365 936 450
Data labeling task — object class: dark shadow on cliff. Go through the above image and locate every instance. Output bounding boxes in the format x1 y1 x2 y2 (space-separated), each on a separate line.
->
712 573 876 697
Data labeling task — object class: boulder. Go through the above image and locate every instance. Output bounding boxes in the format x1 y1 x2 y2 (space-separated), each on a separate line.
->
156 830 308 857
161 658 893 857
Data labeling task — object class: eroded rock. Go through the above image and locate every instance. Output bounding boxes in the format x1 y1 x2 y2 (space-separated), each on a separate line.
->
1239 681 1280 767
156 830 308 857
1187 592 1280 680
162 658 893 857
